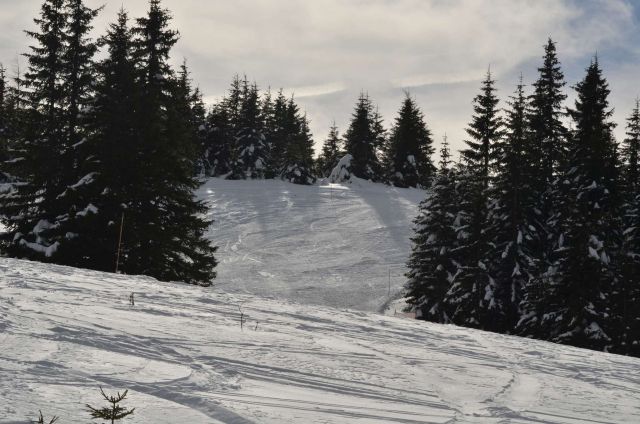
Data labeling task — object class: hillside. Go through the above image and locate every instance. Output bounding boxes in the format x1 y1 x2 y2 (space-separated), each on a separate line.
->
198 178 425 312
2 258 640 423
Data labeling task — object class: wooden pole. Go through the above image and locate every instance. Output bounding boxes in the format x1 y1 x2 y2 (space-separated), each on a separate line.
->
115 213 125 273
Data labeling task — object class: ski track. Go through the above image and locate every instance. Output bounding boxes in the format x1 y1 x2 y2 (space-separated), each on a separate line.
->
1 259 640 423
199 178 424 312
2 179 640 423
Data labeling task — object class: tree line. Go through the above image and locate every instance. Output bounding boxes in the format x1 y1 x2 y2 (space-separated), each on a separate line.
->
405 39 640 357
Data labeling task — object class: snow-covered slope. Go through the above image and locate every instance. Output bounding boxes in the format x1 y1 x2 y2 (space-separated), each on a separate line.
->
2 259 640 423
198 178 425 312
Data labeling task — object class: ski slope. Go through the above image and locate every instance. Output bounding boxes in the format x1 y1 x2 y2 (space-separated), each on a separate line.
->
198 178 425 312
1 258 640 423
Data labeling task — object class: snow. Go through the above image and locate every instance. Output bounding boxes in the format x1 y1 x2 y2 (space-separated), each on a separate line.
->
2 258 640 423
328 154 353 183
198 177 424 312
68 172 96 190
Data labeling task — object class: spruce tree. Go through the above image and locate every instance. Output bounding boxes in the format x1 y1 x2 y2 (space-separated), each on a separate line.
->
528 39 569 280
229 79 269 179
280 101 316 185
618 100 640 354
316 123 342 177
448 70 503 329
343 93 384 181
0 65 9 182
265 89 291 176
541 58 619 350
405 137 457 322
203 102 234 177
385 93 435 188
124 0 217 284
489 78 539 332
73 8 142 272
529 38 568 195
0 0 99 262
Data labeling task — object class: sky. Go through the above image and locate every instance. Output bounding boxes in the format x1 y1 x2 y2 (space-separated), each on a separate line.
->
0 0 638 157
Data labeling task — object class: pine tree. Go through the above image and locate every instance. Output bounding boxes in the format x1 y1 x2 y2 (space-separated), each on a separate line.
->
123 0 217 284
343 93 384 181
229 79 269 179
529 38 568 196
621 100 640 191
540 58 619 350
0 65 9 182
385 93 435 188
203 102 234 176
0 0 99 262
489 78 539 332
264 89 291 176
405 137 457 322
280 100 316 185
202 76 244 177
528 39 569 282
316 123 342 177
86 387 135 423
618 100 640 354
448 70 503 329
66 8 140 272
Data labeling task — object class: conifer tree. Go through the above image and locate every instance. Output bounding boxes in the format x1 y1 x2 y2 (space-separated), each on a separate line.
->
618 100 640 354
202 76 244 177
448 70 503 329
529 38 568 195
316 123 342 177
281 106 316 185
0 65 9 182
343 93 384 181
0 0 99 262
229 79 269 179
540 58 619 350
123 0 217 284
67 8 139 272
405 137 457 322
385 93 435 188
203 102 234 176
264 89 290 176
528 39 569 278
489 78 538 332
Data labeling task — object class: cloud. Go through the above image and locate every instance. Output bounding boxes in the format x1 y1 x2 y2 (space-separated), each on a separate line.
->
0 0 637 155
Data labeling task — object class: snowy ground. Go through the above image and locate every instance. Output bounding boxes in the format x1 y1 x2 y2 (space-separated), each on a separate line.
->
198 178 425 312
2 259 640 423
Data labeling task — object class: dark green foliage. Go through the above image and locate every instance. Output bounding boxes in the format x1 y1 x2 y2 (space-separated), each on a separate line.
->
119 0 217 284
462 70 503 189
279 102 316 185
229 79 269 180
0 0 217 285
617 101 640 354
621 100 640 191
86 387 135 424
202 76 243 177
0 65 10 182
385 93 436 188
405 139 457 322
316 123 342 177
447 71 503 329
489 79 539 332
0 0 100 263
536 59 619 350
343 93 385 181
529 39 568 195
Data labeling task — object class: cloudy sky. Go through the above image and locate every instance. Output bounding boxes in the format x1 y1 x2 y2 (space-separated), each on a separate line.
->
0 0 639 156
